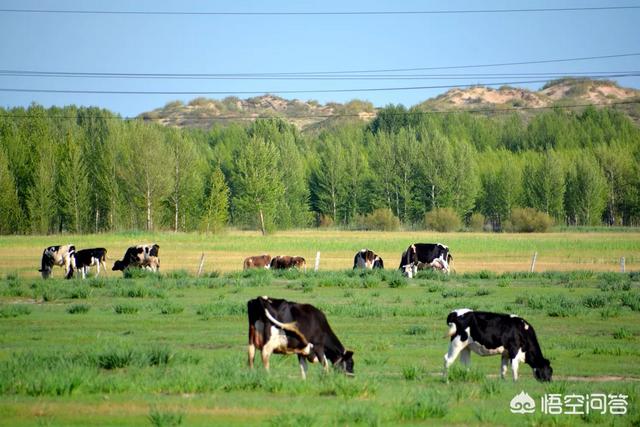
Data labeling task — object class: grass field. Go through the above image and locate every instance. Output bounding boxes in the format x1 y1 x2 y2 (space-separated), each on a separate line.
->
0 229 638 278
0 231 639 426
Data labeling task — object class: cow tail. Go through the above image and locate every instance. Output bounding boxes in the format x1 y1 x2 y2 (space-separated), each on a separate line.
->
263 308 309 345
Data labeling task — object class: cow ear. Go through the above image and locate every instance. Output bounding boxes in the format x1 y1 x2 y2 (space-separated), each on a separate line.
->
344 350 354 358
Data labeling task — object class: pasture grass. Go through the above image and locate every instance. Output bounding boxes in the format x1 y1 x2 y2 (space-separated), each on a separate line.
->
0 260 638 425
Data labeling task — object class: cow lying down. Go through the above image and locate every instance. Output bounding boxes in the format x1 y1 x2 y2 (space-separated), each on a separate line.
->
444 309 552 382
247 296 354 379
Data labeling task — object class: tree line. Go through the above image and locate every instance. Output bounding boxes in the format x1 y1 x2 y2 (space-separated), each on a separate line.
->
0 103 639 235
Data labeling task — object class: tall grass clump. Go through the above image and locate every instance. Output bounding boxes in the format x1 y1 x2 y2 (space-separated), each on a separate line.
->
621 292 640 311
335 405 380 427
156 301 184 315
113 303 139 314
396 393 448 420
0 304 32 318
196 301 245 319
148 406 184 427
66 304 90 314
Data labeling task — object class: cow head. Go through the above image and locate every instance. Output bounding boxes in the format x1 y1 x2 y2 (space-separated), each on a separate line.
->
373 256 384 269
533 359 553 382
335 350 355 376
39 252 54 279
112 260 126 271
402 263 417 278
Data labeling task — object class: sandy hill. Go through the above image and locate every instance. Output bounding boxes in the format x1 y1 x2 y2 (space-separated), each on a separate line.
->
139 78 640 131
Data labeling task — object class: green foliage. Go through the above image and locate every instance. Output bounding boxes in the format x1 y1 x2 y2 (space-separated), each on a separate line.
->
468 212 485 231
66 304 90 314
1 103 640 234
424 207 462 232
148 407 184 427
509 207 553 232
200 166 229 233
354 208 400 231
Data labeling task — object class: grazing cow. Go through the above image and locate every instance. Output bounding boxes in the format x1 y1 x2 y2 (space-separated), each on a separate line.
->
72 248 108 279
112 244 160 273
399 243 453 276
444 309 553 382
353 249 384 269
243 254 272 270
270 255 306 272
39 245 75 279
247 296 354 379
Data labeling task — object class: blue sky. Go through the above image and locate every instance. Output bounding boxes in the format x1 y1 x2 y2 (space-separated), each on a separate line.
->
0 0 639 117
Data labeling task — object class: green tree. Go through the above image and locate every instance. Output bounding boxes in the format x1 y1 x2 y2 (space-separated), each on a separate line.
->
0 148 23 233
309 135 347 223
164 129 204 231
57 127 91 233
478 151 522 231
564 155 607 225
232 136 284 234
522 150 565 220
118 122 171 231
200 166 229 233
27 143 57 234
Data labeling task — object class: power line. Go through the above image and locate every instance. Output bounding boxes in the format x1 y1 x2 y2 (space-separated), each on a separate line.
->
1 53 639 77
1 100 638 121
1 76 638 95
2 6 640 16
0 70 638 81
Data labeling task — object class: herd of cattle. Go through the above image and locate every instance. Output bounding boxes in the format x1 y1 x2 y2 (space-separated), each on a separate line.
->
36 241 552 382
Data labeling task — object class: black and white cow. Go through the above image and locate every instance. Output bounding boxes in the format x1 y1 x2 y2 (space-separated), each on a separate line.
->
112 244 160 273
399 243 453 277
72 248 108 279
247 296 354 379
353 249 384 269
444 309 553 382
39 245 75 279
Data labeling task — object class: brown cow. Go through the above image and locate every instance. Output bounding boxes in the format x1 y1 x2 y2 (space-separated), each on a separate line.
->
270 255 306 272
243 254 272 270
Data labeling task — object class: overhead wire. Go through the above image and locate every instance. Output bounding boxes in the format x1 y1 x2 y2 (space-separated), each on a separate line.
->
1 6 640 16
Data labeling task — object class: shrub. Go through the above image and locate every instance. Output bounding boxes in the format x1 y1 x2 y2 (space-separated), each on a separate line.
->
148 406 184 427
0 304 32 318
396 394 448 420
113 303 139 314
354 208 400 231
66 304 90 314
468 212 486 231
424 208 461 232
510 208 553 232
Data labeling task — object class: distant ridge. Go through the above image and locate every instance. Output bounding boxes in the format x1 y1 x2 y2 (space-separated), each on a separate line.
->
138 78 640 130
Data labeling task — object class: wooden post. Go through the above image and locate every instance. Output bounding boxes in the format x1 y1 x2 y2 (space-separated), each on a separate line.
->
620 257 625 273
530 252 538 273
314 252 321 272
197 253 205 277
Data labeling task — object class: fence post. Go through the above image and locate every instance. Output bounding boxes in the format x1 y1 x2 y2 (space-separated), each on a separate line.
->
197 253 205 277
314 252 321 272
530 252 538 273
620 257 625 273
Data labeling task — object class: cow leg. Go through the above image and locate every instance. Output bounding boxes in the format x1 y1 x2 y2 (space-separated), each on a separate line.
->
500 354 509 379
81 267 86 280
510 349 525 381
95 258 101 277
443 336 468 378
248 343 256 369
261 341 277 372
459 347 471 367
298 355 308 380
